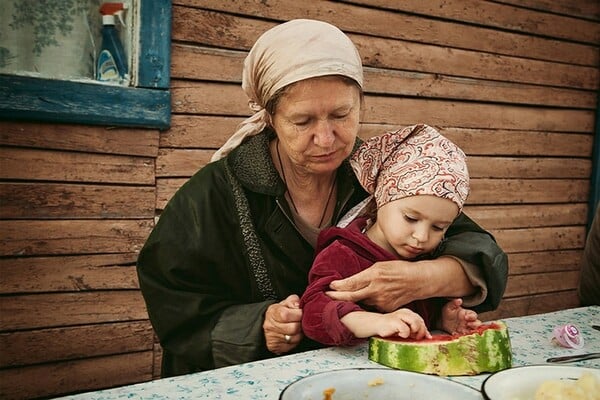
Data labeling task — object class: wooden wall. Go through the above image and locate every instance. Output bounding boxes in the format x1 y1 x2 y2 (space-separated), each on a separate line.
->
0 0 598 398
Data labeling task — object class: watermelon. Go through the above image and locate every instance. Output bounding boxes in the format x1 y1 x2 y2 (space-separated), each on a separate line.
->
368 321 512 376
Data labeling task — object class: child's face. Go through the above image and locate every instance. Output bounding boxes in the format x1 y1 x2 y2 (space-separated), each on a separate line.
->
366 195 459 259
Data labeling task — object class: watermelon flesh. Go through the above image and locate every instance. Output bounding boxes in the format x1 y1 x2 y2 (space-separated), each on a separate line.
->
368 321 512 376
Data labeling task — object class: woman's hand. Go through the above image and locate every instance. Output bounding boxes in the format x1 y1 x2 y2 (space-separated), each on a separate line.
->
263 294 304 355
326 257 473 313
326 260 422 312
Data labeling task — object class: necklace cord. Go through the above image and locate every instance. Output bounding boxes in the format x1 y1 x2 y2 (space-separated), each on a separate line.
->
276 139 337 227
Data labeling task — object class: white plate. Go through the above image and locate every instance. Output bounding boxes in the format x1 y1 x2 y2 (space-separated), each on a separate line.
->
279 368 482 399
482 365 600 400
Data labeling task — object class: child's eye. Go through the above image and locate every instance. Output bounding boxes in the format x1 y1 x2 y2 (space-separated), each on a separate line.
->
404 215 418 223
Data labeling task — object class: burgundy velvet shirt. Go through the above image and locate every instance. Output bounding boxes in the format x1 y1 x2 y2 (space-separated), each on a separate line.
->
300 217 440 346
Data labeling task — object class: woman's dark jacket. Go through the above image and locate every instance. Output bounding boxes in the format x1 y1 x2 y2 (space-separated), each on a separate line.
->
136 131 508 377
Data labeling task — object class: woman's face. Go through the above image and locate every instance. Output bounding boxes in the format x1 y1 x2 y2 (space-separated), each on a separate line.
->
367 195 459 259
270 76 362 174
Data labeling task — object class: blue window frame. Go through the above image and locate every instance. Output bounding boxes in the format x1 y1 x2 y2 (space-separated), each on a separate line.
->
0 0 171 129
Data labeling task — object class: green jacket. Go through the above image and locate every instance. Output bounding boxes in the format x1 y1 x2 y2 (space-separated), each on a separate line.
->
137 131 508 377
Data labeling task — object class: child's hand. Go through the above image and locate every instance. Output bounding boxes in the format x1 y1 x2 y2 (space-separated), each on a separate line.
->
440 298 482 334
375 308 431 339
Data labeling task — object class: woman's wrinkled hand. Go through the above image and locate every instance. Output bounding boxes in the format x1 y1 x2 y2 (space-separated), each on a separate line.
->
263 294 304 355
326 260 425 312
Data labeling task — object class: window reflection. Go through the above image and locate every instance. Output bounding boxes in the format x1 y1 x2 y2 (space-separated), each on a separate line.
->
0 0 134 86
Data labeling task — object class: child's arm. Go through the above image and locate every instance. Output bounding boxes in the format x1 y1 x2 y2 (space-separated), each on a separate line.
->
341 308 432 339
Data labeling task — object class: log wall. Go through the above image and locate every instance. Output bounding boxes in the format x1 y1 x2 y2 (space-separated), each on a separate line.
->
0 0 598 398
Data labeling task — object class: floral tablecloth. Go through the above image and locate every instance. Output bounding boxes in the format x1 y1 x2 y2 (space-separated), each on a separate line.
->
62 306 599 399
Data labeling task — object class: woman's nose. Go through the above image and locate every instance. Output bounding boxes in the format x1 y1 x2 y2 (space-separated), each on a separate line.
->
313 120 335 147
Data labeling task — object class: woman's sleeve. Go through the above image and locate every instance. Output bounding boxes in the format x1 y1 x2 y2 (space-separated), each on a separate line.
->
440 212 509 312
136 166 276 374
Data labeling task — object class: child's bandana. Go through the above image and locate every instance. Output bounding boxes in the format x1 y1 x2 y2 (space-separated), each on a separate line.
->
350 124 470 211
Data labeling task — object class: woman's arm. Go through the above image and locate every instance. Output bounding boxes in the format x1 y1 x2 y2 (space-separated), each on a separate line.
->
327 213 508 313
327 257 470 313
136 165 277 374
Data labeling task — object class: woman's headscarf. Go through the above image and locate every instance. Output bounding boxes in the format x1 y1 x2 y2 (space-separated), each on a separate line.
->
211 19 364 161
350 124 470 212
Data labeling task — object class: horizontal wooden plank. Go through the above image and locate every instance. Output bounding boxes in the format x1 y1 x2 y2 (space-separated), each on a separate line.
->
160 115 243 148
0 321 153 367
338 0 600 43
503 271 580 298
0 254 139 294
0 147 155 185
363 96 596 132
464 203 588 229
479 290 581 320
492 0 600 21
467 157 590 179
170 45 597 109
0 183 155 219
156 148 213 177
436 128 593 157
507 250 583 275
171 44 243 83
171 82 597 132
362 68 597 109
491 226 586 253
0 121 159 157
0 351 153 400
468 179 589 204
365 126 593 157
0 291 149 331
0 219 154 257
177 1 599 65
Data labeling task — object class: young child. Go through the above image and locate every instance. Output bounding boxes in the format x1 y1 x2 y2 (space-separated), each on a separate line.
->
300 124 481 346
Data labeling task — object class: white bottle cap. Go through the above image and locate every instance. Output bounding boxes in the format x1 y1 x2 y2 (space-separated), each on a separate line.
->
103 14 116 25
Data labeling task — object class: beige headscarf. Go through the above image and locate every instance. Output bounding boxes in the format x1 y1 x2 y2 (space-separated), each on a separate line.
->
210 19 364 161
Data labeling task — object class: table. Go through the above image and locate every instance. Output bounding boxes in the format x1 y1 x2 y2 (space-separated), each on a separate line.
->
61 306 599 399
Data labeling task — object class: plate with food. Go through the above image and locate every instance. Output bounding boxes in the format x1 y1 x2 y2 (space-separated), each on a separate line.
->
481 365 600 400
279 368 482 399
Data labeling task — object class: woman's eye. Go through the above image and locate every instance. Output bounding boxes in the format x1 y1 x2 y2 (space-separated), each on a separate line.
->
432 225 445 232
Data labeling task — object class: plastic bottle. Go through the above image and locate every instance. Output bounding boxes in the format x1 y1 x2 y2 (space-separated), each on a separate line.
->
96 2 128 83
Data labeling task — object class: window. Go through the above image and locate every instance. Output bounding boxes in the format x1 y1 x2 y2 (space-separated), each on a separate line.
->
0 0 171 129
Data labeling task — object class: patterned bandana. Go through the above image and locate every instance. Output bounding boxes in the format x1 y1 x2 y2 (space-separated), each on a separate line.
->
211 19 363 161
350 124 469 211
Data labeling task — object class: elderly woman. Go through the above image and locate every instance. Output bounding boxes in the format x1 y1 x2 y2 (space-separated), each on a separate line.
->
137 19 508 378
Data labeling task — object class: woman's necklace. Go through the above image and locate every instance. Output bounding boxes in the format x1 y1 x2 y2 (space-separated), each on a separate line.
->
276 139 337 227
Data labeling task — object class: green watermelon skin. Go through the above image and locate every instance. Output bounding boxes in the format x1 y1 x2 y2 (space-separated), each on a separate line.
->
368 321 512 376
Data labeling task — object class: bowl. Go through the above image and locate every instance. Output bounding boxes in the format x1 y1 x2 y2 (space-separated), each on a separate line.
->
279 367 482 399
481 365 600 400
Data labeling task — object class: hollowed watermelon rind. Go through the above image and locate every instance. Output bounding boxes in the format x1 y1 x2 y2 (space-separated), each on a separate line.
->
368 321 512 376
